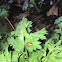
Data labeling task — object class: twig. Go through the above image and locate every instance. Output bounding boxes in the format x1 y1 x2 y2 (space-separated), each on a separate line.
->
5 17 15 31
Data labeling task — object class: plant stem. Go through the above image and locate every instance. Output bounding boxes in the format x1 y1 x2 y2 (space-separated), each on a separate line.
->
34 3 40 13
5 17 15 31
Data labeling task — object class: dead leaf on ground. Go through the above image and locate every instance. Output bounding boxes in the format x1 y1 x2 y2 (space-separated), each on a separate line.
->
14 11 29 21
46 3 58 16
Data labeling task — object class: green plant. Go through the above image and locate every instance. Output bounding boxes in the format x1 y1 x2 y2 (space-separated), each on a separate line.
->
0 5 9 51
30 0 44 13
0 17 47 62
0 5 8 17
0 35 2 39
0 9 8 17
52 16 62 40
22 0 28 11
0 47 11 62
22 0 44 13
8 17 47 62
0 17 62 62
41 39 62 62
0 5 9 25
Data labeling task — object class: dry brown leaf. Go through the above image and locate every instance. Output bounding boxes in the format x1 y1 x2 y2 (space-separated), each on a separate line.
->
46 3 58 16
15 11 29 20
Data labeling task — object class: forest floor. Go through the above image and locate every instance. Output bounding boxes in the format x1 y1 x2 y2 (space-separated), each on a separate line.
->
0 0 62 38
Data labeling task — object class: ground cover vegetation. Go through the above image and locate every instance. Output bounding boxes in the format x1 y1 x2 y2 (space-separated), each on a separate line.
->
0 0 62 62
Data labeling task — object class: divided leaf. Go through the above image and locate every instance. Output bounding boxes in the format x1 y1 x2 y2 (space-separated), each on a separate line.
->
9 17 47 52
42 39 62 62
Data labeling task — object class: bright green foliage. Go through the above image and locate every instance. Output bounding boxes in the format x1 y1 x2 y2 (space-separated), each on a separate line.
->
0 42 8 51
16 17 32 35
41 39 62 62
19 49 43 62
25 36 41 52
11 51 19 62
8 33 24 62
0 48 11 62
1 17 62 62
19 53 27 62
28 50 42 62
25 28 47 52
7 17 47 62
8 36 24 53
16 17 47 52
8 17 47 52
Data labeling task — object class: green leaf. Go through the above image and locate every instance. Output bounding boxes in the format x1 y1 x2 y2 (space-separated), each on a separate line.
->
42 39 62 62
16 17 32 35
0 35 2 39
8 17 47 53
55 29 61 33
52 33 59 40
24 28 47 52
7 17 48 62
0 9 8 17
30 28 47 40
0 49 11 62
54 16 62 24
60 35 62 40
8 36 24 53
25 37 41 52
29 4 34 7
11 52 19 62
30 0 35 4
28 50 42 62
58 23 62 29
22 4 28 10
19 53 28 62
